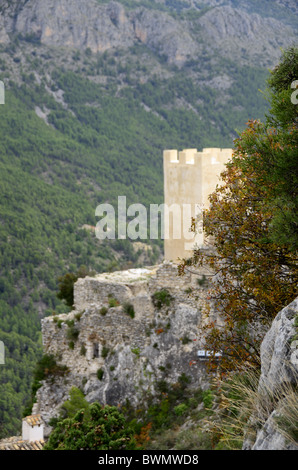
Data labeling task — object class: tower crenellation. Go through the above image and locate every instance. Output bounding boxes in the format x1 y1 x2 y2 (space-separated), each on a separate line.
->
163 147 233 262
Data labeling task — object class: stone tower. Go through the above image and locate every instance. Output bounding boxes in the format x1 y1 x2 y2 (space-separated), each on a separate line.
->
163 147 233 262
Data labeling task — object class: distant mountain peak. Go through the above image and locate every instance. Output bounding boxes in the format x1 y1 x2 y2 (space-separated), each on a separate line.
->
0 0 296 67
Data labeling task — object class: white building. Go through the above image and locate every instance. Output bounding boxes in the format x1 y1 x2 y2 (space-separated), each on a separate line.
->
0 414 44 450
22 414 44 442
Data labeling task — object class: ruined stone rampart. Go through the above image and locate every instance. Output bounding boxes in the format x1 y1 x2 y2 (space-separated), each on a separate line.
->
36 262 212 434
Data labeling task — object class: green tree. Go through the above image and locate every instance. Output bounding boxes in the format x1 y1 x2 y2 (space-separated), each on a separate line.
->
236 46 298 252
179 47 298 371
57 266 91 308
59 387 91 420
44 401 137 450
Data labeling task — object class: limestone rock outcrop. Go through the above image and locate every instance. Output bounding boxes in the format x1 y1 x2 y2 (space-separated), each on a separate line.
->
0 0 199 66
34 262 213 435
243 297 298 450
0 0 296 67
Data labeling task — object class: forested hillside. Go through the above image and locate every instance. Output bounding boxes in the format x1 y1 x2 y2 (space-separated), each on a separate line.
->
0 0 297 437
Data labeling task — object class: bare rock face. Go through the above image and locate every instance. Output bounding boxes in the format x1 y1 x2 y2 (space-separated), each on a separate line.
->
0 0 296 67
0 0 199 65
198 5 295 64
35 262 212 435
243 297 298 450
12 0 134 53
131 7 199 66
259 297 298 393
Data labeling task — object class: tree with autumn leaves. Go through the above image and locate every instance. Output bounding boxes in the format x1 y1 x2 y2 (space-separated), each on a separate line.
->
179 47 298 372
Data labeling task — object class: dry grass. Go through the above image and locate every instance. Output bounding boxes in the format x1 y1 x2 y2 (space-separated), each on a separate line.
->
210 364 298 450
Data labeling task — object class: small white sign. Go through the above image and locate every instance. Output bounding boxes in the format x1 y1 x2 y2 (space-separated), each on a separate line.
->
197 349 222 358
197 350 206 357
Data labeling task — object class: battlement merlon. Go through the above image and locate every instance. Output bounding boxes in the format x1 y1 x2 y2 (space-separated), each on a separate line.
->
163 148 233 166
163 147 233 262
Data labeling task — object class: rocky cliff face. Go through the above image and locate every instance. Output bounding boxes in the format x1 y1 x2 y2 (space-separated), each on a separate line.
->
35 262 215 436
199 5 294 65
0 0 296 67
243 297 298 450
0 0 199 66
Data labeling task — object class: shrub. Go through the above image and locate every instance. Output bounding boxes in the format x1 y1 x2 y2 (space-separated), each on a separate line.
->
174 403 189 416
100 306 108 316
33 354 68 384
101 346 109 359
66 322 80 342
123 302 135 318
60 387 90 420
57 266 91 308
181 335 191 344
75 311 83 321
152 289 173 309
131 347 140 357
202 389 214 409
44 402 137 450
97 368 104 381
108 297 119 307
196 275 207 286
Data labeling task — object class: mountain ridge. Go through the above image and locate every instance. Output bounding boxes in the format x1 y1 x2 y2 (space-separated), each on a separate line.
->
0 0 297 67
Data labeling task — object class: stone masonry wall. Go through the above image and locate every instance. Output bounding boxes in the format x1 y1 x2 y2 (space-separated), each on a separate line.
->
36 262 213 435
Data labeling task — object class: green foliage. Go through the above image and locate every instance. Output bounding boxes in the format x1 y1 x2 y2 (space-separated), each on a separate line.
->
124 378 215 450
123 302 135 318
179 47 298 371
101 346 110 359
97 368 104 381
202 389 214 409
108 296 119 308
232 48 298 253
0 77 163 434
181 335 191 344
56 273 77 308
196 275 207 286
0 329 42 438
267 46 298 127
31 354 68 390
152 289 173 309
137 374 193 432
44 401 137 450
131 347 140 357
99 306 108 316
57 266 91 308
66 321 80 342
60 387 91 420
173 403 189 416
